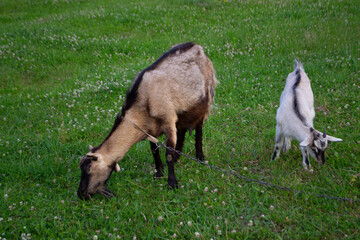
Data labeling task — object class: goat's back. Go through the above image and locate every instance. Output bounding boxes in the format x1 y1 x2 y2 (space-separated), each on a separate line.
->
137 44 217 119
277 63 315 131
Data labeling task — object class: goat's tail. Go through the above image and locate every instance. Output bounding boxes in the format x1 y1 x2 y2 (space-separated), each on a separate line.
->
294 59 304 72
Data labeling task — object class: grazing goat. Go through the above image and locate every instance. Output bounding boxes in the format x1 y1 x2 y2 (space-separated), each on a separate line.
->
272 60 342 170
78 42 218 199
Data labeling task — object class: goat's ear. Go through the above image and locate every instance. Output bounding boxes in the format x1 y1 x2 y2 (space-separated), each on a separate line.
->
115 163 120 172
300 136 313 147
86 153 98 161
89 145 94 151
79 156 86 168
326 135 343 142
310 128 319 140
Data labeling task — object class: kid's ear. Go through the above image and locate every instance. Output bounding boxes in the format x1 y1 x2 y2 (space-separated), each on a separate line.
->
326 135 343 142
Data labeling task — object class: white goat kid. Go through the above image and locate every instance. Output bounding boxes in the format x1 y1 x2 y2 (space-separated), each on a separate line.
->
272 60 342 170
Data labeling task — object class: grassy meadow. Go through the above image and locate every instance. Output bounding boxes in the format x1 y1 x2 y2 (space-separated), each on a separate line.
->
1 0 359 239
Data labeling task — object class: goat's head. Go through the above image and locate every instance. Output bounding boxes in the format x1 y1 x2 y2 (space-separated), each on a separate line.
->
77 145 120 200
300 128 342 164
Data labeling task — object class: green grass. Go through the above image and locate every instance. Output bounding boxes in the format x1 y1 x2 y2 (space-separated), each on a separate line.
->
1 0 359 239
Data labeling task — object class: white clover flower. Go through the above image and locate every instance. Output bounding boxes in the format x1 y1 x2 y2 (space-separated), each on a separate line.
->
93 235 98 240
194 232 200 238
243 167 248 171
217 230 222 235
248 220 253 226
158 216 163 221
270 205 274 211
187 221 192 226
203 187 208 192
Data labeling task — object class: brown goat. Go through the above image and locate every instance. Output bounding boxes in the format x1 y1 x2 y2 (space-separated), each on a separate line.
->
78 42 218 200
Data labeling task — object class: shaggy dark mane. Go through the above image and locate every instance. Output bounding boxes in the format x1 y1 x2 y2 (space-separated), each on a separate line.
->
292 69 307 126
91 42 195 153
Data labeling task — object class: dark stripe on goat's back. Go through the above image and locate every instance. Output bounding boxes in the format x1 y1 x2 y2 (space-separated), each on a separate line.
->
91 42 195 152
123 42 195 112
292 69 307 126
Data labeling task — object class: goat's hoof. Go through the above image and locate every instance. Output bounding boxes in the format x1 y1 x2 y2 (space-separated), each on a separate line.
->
168 181 178 189
196 154 205 161
154 170 164 179
271 151 279 161
303 166 313 172
154 167 164 178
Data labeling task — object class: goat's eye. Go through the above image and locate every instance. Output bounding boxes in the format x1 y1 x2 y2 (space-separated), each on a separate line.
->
86 165 91 174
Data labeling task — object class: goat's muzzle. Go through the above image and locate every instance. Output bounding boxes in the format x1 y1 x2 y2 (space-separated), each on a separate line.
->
77 186 115 200
318 150 326 164
77 188 92 200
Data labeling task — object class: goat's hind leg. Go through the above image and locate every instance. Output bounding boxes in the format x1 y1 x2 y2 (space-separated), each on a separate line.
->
150 142 164 178
282 137 291 152
195 121 205 161
272 125 284 160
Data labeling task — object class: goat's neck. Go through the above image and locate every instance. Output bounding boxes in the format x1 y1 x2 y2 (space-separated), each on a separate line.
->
97 113 147 164
298 124 314 141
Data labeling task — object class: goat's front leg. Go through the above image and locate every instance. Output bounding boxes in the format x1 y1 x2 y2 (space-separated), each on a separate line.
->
174 128 186 162
300 146 311 170
150 142 163 178
164 123 178 189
